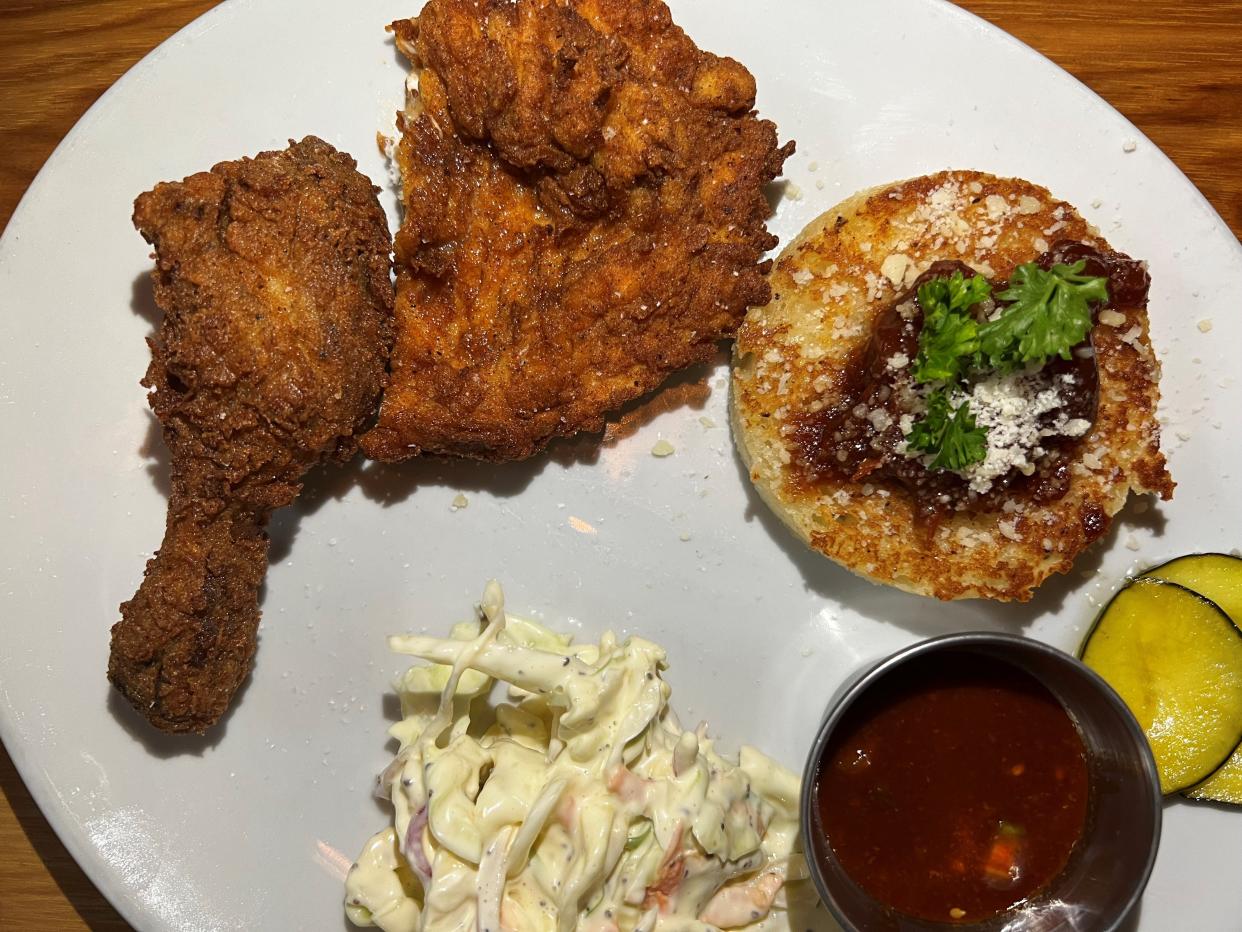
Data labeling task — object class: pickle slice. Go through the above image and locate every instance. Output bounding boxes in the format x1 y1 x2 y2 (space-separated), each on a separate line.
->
1080 578 1242 794
1141 552 1242 633
1185 748 1242 805
1138 554 1242 805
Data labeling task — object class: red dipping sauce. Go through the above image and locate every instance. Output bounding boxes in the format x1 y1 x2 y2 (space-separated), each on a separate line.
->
814 651 1090 924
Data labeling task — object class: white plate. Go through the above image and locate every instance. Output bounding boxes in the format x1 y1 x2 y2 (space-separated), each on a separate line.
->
2 0 1239 929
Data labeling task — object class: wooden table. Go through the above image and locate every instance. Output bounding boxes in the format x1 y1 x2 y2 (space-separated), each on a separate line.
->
1 1 1239 928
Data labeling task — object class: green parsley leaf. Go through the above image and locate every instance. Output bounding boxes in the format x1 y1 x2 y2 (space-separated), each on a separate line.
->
906 388 988 471
978 260 1109 371
912 271 992 384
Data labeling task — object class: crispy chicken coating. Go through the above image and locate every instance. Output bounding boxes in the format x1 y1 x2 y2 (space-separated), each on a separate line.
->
361 0 792 461
110 137 393 734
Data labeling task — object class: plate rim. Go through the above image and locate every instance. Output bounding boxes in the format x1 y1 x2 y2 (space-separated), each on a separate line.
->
1 1 1239 929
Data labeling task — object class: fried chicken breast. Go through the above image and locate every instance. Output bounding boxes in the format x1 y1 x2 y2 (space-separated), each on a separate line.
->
732 171 1174 601
361 0 792 462
111 137 393 733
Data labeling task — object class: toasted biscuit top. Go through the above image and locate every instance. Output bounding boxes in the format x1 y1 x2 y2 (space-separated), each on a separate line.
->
731 171 1173 601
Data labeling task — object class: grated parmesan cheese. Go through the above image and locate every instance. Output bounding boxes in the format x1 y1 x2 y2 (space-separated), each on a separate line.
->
1016 196 1043 215
922 370 1094 494
880 253 913 286
998 519 1022 542
984 194 1010 219
651 439 676 457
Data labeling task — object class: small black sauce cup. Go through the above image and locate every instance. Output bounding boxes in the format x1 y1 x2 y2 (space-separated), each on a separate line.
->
800 631 1162 932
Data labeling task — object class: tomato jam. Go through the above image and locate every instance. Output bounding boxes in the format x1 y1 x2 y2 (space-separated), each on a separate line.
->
789 241 1149 525
813 651 1090 924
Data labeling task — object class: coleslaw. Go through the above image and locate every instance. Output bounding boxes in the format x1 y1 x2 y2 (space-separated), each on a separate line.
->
345 582 815 931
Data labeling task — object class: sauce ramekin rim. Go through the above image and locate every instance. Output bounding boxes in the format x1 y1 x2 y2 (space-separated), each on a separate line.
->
798 630 1163 932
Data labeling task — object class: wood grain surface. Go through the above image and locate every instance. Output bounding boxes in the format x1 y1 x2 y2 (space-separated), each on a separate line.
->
1 1 1239 929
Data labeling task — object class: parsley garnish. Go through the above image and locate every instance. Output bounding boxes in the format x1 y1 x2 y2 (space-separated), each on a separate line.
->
902 261 1108 472
907 270 991 470
906 388 988 471
978 260 1110 371
912 271 991 383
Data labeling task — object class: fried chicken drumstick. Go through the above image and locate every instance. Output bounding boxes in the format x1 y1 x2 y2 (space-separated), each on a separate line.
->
110 137 393 734
361 0 793 461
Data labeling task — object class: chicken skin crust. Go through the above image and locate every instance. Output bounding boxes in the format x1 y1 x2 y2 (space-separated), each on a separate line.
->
361 0 793 462
111 137 393 734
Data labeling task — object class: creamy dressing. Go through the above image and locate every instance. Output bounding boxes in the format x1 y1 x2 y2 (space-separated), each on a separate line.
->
346 582 813 931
